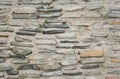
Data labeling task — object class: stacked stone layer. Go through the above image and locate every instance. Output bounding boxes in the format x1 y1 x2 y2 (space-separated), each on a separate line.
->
0 0 120 79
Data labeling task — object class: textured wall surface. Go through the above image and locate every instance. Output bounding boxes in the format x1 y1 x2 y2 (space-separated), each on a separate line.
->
0 0 120 79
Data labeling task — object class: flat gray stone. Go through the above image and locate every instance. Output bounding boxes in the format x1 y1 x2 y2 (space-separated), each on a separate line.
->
41 70 63 77
81 64 100 69
43 30 65 34
0 27 14 32
44 23 69 28
16 31 36 36
14 36 32 42
12 47 32 56
10 41 33 47
0 63 13 71
19 27 41 32
38 8 62 12
39 13 62 18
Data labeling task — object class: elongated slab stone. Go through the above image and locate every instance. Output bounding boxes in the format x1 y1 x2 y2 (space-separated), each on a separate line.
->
16 31 36 36
39 13 62 18
17 64 40 70
0 27 14 32
81 58 104 64
60 40 79 43
41 70 63 77
0 38 8 44
12 47 32 56
14 36 32 42
72 44 90 49
81 64 100 69
35 39 57 45
0 34 9 37
10 41 33 47
63 70 82 76
0 63 13 71
38 8 62 12
13 6 37 14
44 23 69 28
56 33 77 39
107 13 120 18
43 30 65 34
80 49 104 58
56 49 74 55
19 27 41 32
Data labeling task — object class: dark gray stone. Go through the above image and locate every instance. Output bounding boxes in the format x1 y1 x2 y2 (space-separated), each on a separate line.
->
38 8 62 12
72 45 90 49
107 13 120 18
10 54 26 59
10 41 33 47
60 40 79 43
0 58 5 63
83 38 99 43
19 27 41 32
39 13 62 18
108 70 120 74
109 27 120 32
0 63 13 71
41 70 63 77
43 30 65 34
17 64 40 70
44 23 69 28
81 64 100 69
16 31 36 36
6 70 19 75
12 47 32 56
14 36 32 42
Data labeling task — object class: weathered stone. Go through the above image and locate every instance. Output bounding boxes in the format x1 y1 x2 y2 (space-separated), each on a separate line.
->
43 30 65 34
38 50 55 53
81 58 104 64
14 36 32 42
62 70 82 76
12 47 32 56
13 13 38 19
8 20 26 26
11 58 29 64
10 41 33 47
13 6 37 14
85 4 103 10
108 70 120 74
0 27 14 32
38 8 62 12
0 72 4 77
10 54 26 59
62 12 82 18
56 32 77 39
39 13 62 18
111 59 120 63
110 6 120 11
44 23 69 28
17 64 40 70
0 50 11 58
0 58 5 63
60 40 79 43
105 75 120 79
80 49 104 58
0 63 13 71
40 63 61 71
35 39 57 45
16 31 36 36
19 70 41 78
19 0 53 5
0 38 7 44
83 37 99 43
64 5 83 12
91 33 108 38
38 45 56 51
84 71 102 76
0 34 9 37
0 0 17 5
84 11 101 18
56 49 74 55
109 27 120 32
85 76 96 79
6 70 19 75
41 70 63 77
72 44 90 49
107 13 120 18
81 64 100 69
61 60 78 66
19 27 41 32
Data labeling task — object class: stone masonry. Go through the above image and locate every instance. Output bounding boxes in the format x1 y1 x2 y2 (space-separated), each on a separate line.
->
0 0 120 79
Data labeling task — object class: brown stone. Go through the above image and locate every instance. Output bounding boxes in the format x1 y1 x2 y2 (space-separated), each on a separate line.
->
111 59 120 63
105 75 120 79
80 49 104 58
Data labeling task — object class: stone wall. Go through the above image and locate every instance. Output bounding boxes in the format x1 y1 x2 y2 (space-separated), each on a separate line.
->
0 0 120 79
